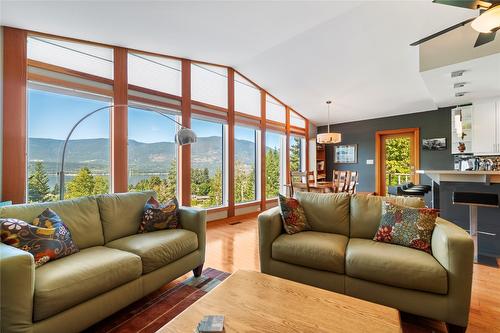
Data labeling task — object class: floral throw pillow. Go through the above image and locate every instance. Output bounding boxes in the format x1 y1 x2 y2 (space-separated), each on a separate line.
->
374 201 438 253
0 208 79 267
138 196 180 233
278 194 311 235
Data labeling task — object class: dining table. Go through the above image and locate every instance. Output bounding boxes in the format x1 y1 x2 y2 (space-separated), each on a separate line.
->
285 181 336 195
310 181 336 192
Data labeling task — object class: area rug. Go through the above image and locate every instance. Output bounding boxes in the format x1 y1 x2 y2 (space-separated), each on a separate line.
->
85 268 230 333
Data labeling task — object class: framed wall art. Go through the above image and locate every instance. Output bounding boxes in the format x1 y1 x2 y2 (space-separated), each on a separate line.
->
334 144 358 164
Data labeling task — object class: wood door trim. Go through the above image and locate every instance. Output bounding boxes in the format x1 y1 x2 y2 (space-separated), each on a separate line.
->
375 128 420 196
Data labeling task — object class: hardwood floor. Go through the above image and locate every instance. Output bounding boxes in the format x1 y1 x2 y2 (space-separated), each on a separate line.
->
202 216 500 333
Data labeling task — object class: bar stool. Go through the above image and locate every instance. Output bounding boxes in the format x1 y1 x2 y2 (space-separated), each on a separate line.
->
452 192 499 266
388 183 428 197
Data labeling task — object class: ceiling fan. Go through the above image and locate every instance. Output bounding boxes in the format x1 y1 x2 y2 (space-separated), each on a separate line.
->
411 0 500 47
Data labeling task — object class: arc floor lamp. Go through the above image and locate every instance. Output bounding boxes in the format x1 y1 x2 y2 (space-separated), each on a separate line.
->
58 104 197 200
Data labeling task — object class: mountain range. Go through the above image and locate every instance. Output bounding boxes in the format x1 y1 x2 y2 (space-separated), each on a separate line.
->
28 137 259 176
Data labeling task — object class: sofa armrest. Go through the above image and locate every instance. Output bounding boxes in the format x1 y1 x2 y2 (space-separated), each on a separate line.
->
431 217 474 327
1 243 35 333
179 207 207 262
258 207 283 273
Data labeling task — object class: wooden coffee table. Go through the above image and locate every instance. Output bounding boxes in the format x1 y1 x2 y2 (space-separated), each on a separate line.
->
158 270 402 333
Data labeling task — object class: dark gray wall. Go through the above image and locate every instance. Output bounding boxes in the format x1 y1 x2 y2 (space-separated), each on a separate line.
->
318 107 455 204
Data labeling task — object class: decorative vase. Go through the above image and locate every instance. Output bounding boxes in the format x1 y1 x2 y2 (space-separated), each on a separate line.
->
457 142 466 153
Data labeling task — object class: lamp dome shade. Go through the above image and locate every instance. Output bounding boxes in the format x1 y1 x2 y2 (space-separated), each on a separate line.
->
471 6 500 33
317 132 342 144
175 127 197 145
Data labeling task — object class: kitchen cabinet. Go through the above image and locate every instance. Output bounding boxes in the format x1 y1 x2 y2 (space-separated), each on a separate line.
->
472 99 500 155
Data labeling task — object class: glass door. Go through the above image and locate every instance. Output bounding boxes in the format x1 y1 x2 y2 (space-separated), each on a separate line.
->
376 129 419 196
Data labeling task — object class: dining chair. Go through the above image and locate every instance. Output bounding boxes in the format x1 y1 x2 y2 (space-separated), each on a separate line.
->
347 171 358 194
332 170 350 193
290 171 310 197
307 171 316 185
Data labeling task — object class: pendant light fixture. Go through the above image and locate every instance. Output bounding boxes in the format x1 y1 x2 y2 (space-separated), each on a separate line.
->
317 100 342 144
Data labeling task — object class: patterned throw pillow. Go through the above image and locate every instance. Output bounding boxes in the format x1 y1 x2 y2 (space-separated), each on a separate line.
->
278 194 311 235
373 201 438 253
138 197 180 233
0 208 79 267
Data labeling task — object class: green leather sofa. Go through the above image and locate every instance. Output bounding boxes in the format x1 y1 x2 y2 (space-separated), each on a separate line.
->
0 191 206 333
258 192 474 330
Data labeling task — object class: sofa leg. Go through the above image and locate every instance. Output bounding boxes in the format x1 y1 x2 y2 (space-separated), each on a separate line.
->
193 264 204 277
446 323 467 333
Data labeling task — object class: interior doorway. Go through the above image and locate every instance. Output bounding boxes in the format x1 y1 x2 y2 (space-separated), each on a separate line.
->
375 128 420 196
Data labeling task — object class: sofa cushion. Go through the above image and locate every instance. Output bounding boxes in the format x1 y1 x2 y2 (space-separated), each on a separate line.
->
0 196 104 249
278 194 311 234
97 191 156 242
374 201 438 253
272 231 348 274
346 238 447 295
139 196 180 233
34 246 142 321
295 192 350 236
105 229 198 274
1 209 79 267
350 194 425 239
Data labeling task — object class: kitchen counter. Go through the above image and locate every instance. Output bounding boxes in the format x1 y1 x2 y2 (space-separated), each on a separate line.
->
416 170 500 259
417 170 500 184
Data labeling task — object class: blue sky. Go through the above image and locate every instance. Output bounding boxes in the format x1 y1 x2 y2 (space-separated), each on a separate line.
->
28 88 283 147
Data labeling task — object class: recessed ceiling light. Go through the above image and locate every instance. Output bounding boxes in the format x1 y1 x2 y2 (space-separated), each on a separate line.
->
455 92 467 97
451 70 466 78
454 82 467 88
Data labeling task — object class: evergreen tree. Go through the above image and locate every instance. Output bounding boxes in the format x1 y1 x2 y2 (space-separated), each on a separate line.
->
210 168 223 206
52 183 60 196
290 137 301 172
265 148 281 198
93 176 109 195
65 167 95 199
165 159 177 199
191 168 211 197
235 161 255 203
28 162 51 202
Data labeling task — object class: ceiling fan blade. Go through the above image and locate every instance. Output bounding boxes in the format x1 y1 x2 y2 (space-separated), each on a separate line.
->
432 0 495 10
410 18 475 46
474 31 497 46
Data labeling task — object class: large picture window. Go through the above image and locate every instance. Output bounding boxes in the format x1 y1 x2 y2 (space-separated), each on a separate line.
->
27 86 111 202
128 105 179 202
191 118 225 208
234 125 257 203
265 131 285 199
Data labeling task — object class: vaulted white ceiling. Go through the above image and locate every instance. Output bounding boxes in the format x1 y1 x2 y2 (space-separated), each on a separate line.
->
0 1 476 125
